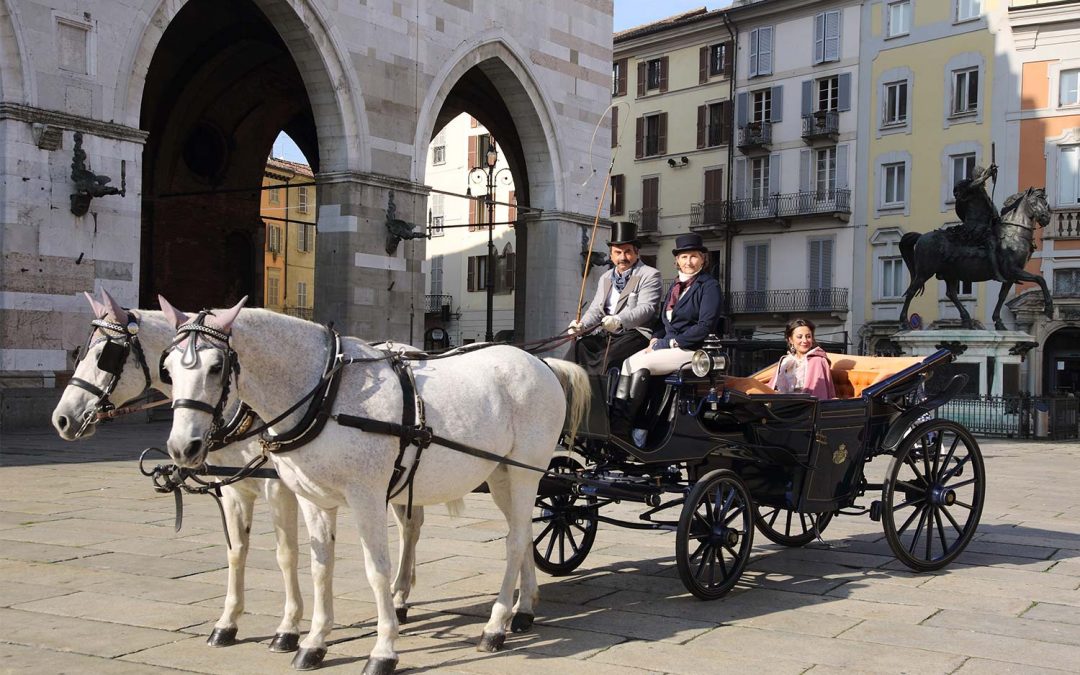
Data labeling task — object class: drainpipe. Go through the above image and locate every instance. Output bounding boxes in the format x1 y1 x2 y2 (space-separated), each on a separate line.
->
722 10 738 337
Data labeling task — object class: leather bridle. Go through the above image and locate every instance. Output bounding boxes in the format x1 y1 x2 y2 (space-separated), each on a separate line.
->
69 313 153 438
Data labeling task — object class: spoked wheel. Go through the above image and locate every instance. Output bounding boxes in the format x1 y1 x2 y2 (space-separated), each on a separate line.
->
882 419 985 571
533 454 598 575
676 469 754 600
754 504 833 547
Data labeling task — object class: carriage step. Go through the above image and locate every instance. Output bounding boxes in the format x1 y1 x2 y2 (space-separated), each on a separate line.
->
869 500 882 522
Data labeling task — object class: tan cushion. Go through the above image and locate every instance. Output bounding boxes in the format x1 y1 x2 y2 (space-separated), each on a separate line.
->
749 353 924 399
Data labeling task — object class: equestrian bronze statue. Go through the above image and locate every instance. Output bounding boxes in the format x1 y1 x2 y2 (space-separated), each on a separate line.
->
898 165 1053 331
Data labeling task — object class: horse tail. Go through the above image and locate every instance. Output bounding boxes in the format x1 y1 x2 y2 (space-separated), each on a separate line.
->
900 232 925 297
542 359 590 446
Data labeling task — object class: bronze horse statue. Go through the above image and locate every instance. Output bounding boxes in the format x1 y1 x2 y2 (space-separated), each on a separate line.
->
898 187 1053 331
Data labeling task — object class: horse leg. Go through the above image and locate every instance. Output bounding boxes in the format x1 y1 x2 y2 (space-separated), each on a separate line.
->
1012 268 1055 319
899 274 927 330
264 478 303 652
945 280 972 329
485 470 539 635
345 488 399 675
389 504 424 624
208 483 256 647
292 499 337 671
992 282 1014 331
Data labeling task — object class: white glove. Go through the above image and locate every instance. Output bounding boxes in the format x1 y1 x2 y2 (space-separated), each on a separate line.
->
567 320 584 335
601 315 623 334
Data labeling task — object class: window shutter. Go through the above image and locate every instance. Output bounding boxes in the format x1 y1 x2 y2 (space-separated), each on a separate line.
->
699 46 708 84
745 245 756 292
697 105 707 149
838 72 851 111
705 168 723 204
637 61 646 97
467 256 475 292
468 136 477 170
769 152 781 194
720 100 732 144
749 29 759 77
724 41 734 76
759 27 773 75
610 174 624 215
635 116 644 159
736 91 748 128
809 240 822 289
734 157 747 199
801 80 813 116
659 56 669 93
616 58 627 96
469 196 477 226
799 149 812 193
825 11 841 62
771 85 783 122
611 106 619 148
658 113 668 155
836 145 849 189
823 239 833 288
814 13 825 63
508 190 517 223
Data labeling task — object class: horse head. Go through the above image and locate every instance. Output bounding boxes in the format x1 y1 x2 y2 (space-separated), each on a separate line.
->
160 295 246 467
51 290 151 440
1030 187 1051 227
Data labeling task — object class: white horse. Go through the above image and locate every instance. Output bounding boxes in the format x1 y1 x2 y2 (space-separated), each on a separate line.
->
50 291 445 665
158 298 589 675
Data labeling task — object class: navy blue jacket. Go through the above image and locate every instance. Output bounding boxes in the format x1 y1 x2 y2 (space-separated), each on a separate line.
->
652 273 722 350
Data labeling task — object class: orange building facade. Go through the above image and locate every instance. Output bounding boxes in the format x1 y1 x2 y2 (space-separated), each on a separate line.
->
261 158 317 318
1004 1 1080 395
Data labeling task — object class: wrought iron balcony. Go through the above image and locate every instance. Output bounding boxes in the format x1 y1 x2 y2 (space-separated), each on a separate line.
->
801 110 839 141
283 306 314 320
425 294 452 314
737 121 772 151
728 287 849 314
630 207 662 233
690 201 728 228
728 189 851 222
1045 207 1080 240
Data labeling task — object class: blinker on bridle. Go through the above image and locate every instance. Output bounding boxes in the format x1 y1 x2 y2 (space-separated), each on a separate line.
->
69 313 152 437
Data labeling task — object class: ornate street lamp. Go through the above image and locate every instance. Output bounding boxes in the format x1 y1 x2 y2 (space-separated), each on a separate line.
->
468 136 512 342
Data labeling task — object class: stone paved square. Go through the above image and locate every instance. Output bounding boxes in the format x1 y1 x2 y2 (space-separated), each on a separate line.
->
1 422 1078 673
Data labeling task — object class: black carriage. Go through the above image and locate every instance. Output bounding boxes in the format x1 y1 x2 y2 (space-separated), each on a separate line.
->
534 343 984 599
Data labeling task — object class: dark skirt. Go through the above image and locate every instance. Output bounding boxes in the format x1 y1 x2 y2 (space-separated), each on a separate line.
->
571 330 649 374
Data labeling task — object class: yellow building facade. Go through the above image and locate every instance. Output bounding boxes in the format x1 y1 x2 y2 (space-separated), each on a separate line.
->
261 158 317 319
855 0 1003 355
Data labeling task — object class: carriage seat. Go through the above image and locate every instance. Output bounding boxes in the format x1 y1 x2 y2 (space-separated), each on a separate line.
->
748 354 924 399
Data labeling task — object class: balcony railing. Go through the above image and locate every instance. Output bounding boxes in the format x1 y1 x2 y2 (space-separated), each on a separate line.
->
690 200 727 228
728 287 849 314
801 110 839 141
630 207 662 233
283 306 314 320
1045 207 1080 240
737 121 772 150
729 189 851 221
425 294 452 314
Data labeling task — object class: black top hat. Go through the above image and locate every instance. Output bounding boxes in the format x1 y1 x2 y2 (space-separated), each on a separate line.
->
671 232 708 255
607 221 640 247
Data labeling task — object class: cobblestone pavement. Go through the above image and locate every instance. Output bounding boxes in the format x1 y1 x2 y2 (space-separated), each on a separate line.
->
1 422 1078 674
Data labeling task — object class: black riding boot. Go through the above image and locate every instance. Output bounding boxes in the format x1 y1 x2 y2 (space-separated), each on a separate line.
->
985 239 1005 282
611 369 650 437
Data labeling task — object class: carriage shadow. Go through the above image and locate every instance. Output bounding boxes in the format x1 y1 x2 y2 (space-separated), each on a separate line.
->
0 423 170 467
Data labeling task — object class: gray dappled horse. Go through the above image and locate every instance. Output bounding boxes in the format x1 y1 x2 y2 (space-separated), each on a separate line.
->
899 187 1053 331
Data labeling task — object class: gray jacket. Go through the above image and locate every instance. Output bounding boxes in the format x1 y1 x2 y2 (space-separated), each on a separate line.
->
580 262 662 338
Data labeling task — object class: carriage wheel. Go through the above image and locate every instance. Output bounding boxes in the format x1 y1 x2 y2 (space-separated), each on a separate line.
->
676 469 754 600
533 454 598 576
882 419 985 572
753 505 833 547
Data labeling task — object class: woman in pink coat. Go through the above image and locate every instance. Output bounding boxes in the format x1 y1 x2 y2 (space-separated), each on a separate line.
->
768 318 836 399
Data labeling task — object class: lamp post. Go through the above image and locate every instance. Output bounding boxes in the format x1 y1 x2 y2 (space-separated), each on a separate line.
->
468 137 512 342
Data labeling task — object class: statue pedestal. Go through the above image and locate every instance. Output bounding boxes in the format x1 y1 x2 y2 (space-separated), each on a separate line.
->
892 329 1038 396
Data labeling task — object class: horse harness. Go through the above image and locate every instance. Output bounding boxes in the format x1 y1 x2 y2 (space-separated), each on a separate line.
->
69 313 153 437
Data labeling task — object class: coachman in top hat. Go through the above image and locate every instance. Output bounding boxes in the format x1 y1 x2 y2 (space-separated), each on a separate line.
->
567 221 662 373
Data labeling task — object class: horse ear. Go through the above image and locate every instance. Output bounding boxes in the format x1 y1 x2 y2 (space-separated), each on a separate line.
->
212 296 247 333
101 288 126 322
158 295 190 329
84 291 106 318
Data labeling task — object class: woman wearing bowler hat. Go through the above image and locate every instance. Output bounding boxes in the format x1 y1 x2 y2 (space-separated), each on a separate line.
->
612 233 721 445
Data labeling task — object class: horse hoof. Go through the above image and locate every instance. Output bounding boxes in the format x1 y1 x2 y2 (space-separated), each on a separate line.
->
291 647 327 670
207 626 238 647
511 612 534 633
269 632 300 653
361 656 398 675
395 606 408 624
477 631 505 652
